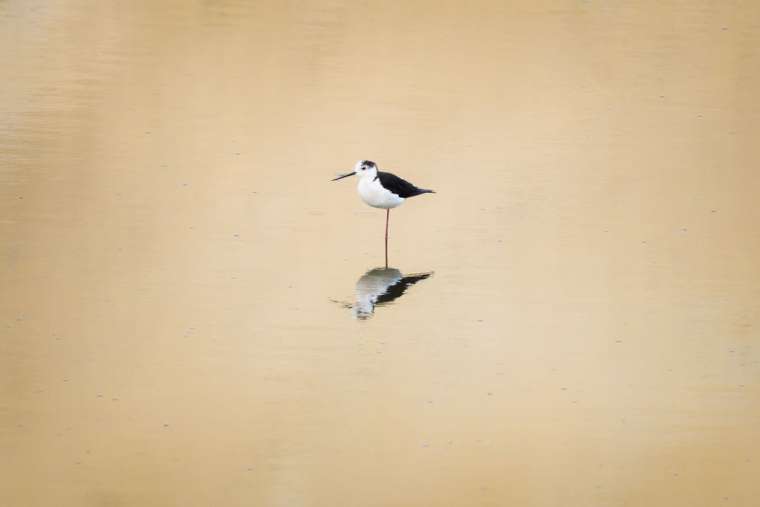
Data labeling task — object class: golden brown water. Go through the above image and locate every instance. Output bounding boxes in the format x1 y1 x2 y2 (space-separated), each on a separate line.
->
2 1 759 505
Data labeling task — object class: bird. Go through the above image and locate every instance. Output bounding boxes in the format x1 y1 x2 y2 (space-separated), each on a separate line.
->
332 160 434 267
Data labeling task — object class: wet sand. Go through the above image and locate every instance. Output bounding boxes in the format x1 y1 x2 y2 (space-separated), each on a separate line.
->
1 1 759 506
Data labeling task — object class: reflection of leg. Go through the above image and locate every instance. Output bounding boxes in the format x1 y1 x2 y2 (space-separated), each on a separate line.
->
385 209 390 268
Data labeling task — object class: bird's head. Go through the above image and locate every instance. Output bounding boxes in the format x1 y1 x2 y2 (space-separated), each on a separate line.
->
332 160 377 181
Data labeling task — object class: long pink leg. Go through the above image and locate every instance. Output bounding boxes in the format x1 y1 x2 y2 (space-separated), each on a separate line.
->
385 209 390 268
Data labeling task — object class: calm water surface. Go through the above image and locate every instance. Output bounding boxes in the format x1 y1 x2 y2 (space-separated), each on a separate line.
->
2 1 759 506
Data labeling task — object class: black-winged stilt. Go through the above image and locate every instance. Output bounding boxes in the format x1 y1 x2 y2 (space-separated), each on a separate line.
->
332 160 435 267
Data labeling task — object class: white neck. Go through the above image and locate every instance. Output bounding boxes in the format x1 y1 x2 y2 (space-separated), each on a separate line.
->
359 167 377 180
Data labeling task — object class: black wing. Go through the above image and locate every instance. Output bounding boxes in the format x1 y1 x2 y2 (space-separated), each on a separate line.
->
376 171 434 198
375 273 433 306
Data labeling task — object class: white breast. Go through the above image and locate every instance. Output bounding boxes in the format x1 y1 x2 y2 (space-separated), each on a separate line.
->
357 177 405 209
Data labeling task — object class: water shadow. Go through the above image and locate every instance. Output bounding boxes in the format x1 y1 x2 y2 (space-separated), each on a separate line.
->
336 267 433 320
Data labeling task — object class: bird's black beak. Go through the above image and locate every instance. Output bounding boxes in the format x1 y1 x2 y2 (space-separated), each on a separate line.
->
331 171 355 181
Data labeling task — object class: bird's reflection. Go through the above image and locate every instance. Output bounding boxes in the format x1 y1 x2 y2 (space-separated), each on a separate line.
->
345 267 433 320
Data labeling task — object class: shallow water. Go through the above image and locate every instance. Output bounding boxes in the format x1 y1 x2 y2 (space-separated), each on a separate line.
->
2 1 759 505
